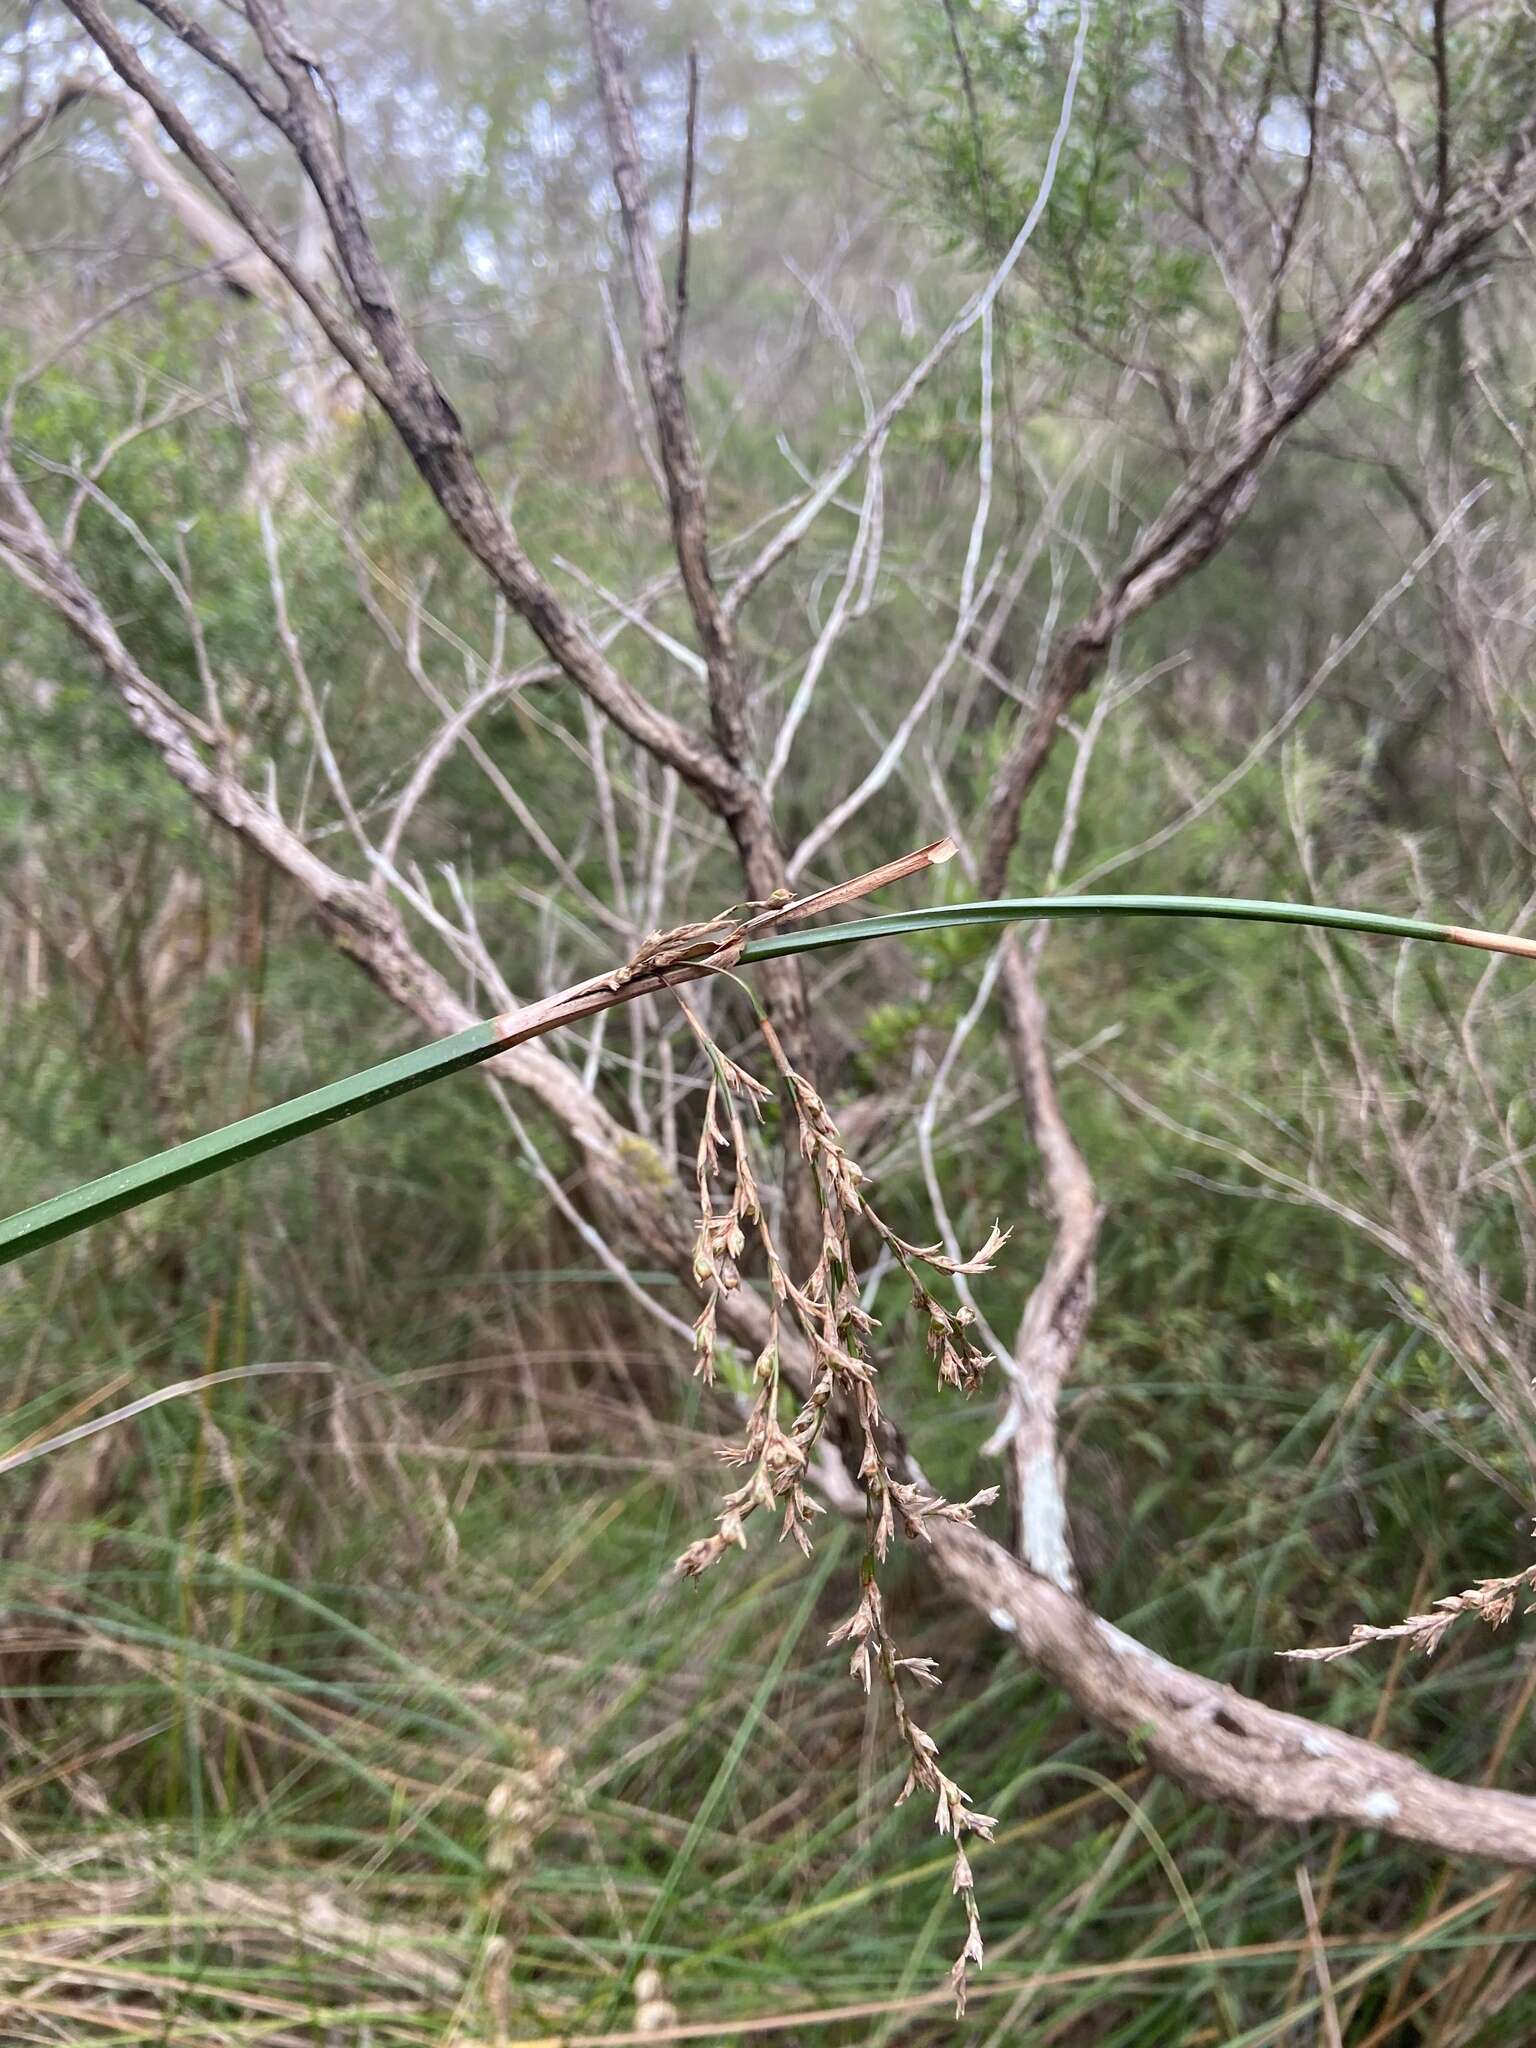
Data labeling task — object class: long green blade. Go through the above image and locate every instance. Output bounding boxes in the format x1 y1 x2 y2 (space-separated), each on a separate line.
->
0 893 1525 1271
738 893 1467 961
0 1015 505 1268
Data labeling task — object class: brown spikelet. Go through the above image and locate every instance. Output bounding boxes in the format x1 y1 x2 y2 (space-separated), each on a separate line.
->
668 991 1009 2011
1282 1553 1536 1665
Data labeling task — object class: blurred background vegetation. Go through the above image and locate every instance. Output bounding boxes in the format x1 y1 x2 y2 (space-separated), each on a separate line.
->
2 0 1536 2039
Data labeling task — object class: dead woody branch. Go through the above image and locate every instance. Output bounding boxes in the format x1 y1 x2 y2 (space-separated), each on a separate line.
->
8 0 1536 1979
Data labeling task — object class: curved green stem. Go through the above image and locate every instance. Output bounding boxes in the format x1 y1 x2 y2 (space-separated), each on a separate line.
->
1 893 1528 1271
739 894 1524 963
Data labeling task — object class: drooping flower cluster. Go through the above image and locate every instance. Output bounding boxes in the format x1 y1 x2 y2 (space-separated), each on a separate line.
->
671 995 1008 2012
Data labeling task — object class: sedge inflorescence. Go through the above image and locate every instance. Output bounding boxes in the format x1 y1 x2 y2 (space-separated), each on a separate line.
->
671 990 1007 2012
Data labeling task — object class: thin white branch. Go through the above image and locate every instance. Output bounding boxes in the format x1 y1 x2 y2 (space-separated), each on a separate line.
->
724 0 1092 616
787 544 1007 881
1070 483 1491 890
764 432 886 800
